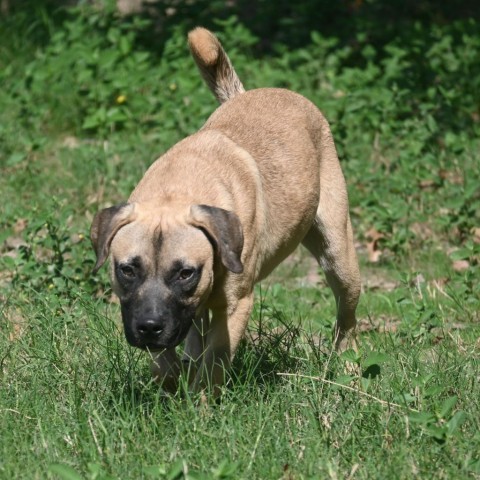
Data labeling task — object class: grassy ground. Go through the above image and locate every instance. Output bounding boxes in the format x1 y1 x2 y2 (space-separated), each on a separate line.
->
1 3 479 479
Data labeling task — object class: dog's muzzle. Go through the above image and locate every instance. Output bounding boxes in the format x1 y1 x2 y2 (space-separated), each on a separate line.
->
136 318 164 343
123 313 194 351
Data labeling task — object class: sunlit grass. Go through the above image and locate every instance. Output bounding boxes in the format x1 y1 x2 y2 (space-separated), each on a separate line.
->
1 4 479 479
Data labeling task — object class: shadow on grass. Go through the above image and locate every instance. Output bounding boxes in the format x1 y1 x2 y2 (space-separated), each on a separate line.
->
230 307 333 391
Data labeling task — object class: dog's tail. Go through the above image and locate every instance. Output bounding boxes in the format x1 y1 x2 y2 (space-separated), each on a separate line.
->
188 27 245 104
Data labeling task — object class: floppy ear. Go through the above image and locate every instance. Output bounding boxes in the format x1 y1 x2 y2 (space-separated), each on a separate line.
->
190 204 244 274
90 203 135 274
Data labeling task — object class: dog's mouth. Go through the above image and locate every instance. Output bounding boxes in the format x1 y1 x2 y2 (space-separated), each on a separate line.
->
134 341 167 352
130 338 182 352
126 335 186 352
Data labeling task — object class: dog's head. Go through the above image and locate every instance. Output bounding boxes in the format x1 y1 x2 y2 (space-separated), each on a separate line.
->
90 201 243 351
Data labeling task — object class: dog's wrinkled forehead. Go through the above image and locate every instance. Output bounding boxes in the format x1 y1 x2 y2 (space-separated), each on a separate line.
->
110 211 213 270
110 221 153 264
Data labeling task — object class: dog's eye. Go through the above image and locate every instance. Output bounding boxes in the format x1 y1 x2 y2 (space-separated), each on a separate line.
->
120 265 136 278
178 268 194 281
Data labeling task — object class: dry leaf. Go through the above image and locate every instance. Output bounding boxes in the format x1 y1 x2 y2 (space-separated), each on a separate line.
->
365 227 385 263
472 227 480 244
419 179 436 189
439 168 463 185
13 218 28 234
452 259 469 272
62 136 80 149
409 221 434 240
4 236 27 250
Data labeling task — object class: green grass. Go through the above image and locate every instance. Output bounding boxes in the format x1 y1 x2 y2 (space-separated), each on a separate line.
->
1 2 480 479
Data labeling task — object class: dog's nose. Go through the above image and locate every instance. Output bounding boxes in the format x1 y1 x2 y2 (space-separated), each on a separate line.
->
137 319 163 339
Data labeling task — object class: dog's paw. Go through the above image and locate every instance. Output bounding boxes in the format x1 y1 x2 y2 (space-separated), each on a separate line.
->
334 328 358 354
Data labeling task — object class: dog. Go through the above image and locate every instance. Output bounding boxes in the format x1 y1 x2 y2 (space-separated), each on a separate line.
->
90 27 361 395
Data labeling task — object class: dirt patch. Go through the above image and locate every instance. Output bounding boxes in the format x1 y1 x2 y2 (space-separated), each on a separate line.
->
3 307 26 342
357 315 401 334
362 272 399 292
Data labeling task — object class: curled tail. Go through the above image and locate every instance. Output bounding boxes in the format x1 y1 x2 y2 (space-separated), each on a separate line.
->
188 27 245 104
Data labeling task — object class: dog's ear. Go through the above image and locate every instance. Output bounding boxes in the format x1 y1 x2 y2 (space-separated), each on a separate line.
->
190 204 244 273
90 203 135 273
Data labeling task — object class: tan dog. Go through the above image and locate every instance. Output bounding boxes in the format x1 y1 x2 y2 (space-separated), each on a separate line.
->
90 28 361 395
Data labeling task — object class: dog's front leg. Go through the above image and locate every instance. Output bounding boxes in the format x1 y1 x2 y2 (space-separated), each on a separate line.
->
181 311 210 382
190 293 253 397
150 348 182 394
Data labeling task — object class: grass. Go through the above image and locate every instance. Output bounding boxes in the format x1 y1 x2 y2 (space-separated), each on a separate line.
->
1 2 480 479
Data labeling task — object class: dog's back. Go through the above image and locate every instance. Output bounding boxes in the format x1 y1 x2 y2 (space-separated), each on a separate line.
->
187 27 330 162
188 28 360 351
188 29 333 279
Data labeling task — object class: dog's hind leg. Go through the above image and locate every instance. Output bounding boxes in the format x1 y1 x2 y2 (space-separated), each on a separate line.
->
302 215 360 350
302 126 361 350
